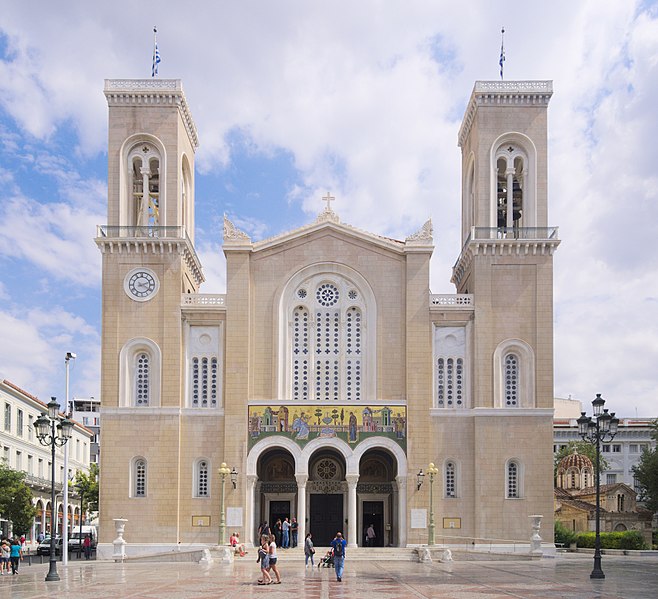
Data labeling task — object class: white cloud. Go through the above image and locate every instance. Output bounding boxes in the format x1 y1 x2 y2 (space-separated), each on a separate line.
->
0 0 657 417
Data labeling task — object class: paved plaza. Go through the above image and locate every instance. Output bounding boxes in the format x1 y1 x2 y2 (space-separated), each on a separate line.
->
2 553 658 599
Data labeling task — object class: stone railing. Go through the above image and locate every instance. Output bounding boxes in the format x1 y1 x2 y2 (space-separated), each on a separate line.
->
181 294 226 306
430 294 474 308
468 227 559 242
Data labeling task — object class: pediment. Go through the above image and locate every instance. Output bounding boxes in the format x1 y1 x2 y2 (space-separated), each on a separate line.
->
223 209 433 255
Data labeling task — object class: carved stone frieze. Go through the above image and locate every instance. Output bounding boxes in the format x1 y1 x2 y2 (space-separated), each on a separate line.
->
223 214 251 242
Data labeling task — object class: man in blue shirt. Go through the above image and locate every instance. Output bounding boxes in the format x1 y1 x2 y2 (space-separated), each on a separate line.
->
330 532 347 582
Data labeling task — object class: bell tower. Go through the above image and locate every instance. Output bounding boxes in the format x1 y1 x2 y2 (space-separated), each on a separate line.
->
95 80 204 544
452 81 560 540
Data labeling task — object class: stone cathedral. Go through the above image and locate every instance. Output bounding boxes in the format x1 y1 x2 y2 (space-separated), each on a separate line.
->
96 78 559 557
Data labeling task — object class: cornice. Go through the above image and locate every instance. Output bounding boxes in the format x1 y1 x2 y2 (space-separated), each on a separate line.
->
104 79 199 149
458 80 553 148
95 235 205 286
451 237 560 287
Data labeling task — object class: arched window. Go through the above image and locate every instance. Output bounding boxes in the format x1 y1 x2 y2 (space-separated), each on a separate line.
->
119 338 162 408
503 353 519 407
445 461 456 498
128 143 161 228
493 339 535 408
281 267 375 401
133 457 147 497
490 133 538 233
186 325 221 408
194 459 210 498
506 459 522 499
434 326 468 408
583 468 591 489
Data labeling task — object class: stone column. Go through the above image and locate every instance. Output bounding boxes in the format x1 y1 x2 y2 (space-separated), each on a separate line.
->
346 474 359 548
396 475 407 547
296 474 308 543
246 475 258 546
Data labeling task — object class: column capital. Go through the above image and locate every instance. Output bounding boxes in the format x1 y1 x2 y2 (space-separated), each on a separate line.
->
395 475 407 489
345 474 360 487
295 473 309 487
247 474 258 486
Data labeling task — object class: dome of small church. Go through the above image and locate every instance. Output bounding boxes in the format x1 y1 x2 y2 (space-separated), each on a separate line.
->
558 448 593 472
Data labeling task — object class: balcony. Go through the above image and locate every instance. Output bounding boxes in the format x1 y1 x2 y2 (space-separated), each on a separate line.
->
468 227 559 242
430 294 474 308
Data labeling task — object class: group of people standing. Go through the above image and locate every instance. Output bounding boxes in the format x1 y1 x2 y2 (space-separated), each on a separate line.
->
258 517 298 549
0 538 22 576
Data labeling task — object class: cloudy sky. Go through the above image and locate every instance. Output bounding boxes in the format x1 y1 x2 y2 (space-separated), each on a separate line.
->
0 1 657 418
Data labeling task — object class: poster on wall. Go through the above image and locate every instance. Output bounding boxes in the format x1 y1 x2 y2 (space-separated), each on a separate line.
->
227 507 243 528
247 404 406 451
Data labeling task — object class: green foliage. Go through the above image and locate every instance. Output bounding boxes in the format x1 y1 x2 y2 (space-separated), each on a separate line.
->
575 531 648 550
0 463 36 535
73 463 99 513
631 419 658 512
554 441 609 481
554 521 577 546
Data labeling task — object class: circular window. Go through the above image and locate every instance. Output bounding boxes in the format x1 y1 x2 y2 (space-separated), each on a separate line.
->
316 458 339 480
316 283 339 306
348 289 358 300
297 288 307 299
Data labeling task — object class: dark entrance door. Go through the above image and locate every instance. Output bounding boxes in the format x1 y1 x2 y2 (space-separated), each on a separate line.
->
310 494 343 546
362 500 384 547
269 501 290 533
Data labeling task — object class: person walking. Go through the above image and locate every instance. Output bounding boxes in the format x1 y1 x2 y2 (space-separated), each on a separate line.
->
83 534 92 560
330 531 347 582
282 517 290 549
1 539 10 575
257 536 272 585
291 517 298 548
304 532 315 568
365 523 376 547
9 538 22 575
268 533 281 584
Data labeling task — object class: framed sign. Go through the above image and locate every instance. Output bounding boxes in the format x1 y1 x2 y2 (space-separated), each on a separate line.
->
192 516 210 527
410 509 427 529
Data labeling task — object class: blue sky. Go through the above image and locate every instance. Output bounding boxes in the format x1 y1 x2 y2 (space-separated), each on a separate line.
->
1 0 657 417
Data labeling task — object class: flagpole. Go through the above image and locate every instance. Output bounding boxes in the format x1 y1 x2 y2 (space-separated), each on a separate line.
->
499 27 505 80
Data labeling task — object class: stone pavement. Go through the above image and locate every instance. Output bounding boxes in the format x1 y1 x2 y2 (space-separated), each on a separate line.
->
3 552 658 598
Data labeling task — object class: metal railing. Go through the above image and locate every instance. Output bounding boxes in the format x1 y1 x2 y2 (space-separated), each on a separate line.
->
468 227 559 242
97 225 189 240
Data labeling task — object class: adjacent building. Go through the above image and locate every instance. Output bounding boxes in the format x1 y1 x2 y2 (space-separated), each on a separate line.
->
97 78 559 556
0 379 93 542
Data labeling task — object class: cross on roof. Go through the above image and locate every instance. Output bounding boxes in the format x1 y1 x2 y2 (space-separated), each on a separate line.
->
322 192 335 211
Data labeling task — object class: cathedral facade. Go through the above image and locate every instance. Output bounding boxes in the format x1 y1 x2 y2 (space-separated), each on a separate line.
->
96 78 558 556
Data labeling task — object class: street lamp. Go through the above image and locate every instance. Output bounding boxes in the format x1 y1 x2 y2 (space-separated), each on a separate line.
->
427 462 439 546
577 394 619 579
218 463 232 545
416 468 425 491
34 398 74 582
62 351 76 564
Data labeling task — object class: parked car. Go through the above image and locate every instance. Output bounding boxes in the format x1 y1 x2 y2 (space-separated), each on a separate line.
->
36 537 61 556
68 532 96 553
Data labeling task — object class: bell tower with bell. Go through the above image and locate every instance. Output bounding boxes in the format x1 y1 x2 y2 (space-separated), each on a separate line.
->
452 81 560 540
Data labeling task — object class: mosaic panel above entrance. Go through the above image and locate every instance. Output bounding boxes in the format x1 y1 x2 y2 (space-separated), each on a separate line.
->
248 404 406 451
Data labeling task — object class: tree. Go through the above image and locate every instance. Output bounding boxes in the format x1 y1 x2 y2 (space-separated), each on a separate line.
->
554 440 609 481
632 420 658 512
0 463 36 536
73 463 99 513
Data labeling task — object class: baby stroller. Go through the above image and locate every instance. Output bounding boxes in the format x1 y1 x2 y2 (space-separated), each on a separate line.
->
318 549 335 568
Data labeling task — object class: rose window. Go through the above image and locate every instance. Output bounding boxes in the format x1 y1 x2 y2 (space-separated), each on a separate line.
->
316 458 339 480
316 283 339 306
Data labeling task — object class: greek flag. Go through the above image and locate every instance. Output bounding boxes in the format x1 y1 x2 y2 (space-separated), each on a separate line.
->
499 27 505 80
152 27 161 77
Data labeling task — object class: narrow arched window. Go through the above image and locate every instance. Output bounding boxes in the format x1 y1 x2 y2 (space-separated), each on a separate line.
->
134 458 147 497
445 461 456 498
128 144 161 228
507 460 520 499
504 353 519 407
135 352 150 406
434 327 467 409
187 325 221 408
195 459 210 498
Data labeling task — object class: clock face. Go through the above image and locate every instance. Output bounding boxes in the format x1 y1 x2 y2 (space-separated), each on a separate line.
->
124 269 159 301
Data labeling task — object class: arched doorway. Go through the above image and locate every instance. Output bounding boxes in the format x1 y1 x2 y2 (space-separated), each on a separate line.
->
358 449 397 547
307 449 347 546
256 449 297 545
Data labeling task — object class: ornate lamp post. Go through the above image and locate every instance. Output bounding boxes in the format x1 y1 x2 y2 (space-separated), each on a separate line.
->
577 394 619 579
34 398 74 582
218 462 231 545
427 462 439 546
